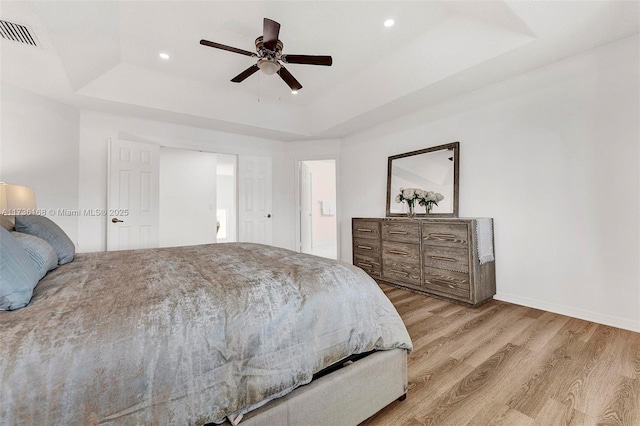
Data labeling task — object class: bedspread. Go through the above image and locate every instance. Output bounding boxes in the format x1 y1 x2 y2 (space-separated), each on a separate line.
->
0 243 411 425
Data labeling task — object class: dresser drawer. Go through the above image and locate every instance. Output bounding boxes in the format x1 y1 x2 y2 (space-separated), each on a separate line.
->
423 267 470 300
353 219 381 240
353 237 380 257
382 240 420 263
423 245 469 273
382 261 421 287
382 221 420 244
422 222 469 248
382 241 421 287
354 254 381 277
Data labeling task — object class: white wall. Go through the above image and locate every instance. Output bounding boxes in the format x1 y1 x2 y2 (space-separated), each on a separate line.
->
339 35 640 331
78 111 292 252
159 148 217 247
0 83 80 244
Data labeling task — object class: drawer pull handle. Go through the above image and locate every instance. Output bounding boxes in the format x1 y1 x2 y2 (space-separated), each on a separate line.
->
429 255 457 262
428 233 458 240
389 269 409 276
389 231 408 235
430 279 455 288
357 228 373 232
357 245 373 250
388 250 408 256
358 262 373 268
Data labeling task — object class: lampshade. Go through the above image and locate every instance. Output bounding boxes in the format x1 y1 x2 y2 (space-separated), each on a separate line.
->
257 58 280 76
0 183 37 214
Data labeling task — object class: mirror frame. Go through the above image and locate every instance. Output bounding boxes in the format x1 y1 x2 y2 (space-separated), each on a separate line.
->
386 142 460 218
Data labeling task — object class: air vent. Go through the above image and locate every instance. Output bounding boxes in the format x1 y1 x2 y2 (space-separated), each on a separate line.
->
0 19 38 47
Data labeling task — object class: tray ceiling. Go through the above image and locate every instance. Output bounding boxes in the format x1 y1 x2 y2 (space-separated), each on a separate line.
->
1 1 638 141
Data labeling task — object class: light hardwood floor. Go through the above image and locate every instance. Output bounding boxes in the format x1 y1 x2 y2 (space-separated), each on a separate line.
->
363 284 640 426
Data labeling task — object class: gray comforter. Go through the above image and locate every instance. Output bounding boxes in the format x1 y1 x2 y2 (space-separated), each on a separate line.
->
0 243 412 425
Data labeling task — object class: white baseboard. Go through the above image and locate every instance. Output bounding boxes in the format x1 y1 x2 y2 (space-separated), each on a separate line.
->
494 292 640 333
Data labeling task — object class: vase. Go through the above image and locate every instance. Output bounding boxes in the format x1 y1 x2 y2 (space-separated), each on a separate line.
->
406 201 416 218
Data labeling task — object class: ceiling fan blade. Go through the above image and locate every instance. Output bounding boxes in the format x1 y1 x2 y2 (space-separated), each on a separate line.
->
263 18 281 51
200 39 256 57
281 55 332 66
231 64 260 83
277 66 303 91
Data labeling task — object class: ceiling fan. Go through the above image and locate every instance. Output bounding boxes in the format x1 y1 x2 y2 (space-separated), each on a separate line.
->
200 18 332 93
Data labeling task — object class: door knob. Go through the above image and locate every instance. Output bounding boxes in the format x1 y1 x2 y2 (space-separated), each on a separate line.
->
111 218 124 223
266 214 272 218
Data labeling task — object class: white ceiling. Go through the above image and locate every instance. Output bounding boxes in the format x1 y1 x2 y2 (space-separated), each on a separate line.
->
1 1 638 141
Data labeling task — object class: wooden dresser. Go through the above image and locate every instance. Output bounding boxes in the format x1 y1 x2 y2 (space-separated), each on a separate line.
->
352 217 496 307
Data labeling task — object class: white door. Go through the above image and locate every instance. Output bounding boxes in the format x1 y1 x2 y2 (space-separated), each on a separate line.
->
300 162 313 253
107 138 160 251
238 155 272 244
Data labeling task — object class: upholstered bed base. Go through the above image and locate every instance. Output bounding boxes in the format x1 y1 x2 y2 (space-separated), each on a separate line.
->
239 349 407 425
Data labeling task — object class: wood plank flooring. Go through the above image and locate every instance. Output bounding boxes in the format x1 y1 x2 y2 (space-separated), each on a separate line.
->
362 284 640 426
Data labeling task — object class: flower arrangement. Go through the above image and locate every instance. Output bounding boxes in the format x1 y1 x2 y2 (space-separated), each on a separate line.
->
395 187 444 216
418 190 445 213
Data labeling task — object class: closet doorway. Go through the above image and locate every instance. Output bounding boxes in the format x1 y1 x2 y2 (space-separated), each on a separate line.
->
298 159 337 259
107 139 237 250
159 149 237 248
216 154 237 243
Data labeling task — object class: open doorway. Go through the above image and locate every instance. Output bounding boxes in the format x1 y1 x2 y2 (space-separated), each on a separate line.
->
299 160 337 259
157 148 237 248
159 148 218 248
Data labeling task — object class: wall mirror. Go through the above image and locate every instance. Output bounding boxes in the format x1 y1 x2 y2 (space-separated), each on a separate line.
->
386 142 459 217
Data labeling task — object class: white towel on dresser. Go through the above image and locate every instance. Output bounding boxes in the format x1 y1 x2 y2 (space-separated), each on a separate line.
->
476 218 494 265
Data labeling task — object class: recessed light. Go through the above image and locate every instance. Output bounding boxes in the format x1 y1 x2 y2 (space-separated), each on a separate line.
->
291 90 298 95
384 19 395 28
159 52 170 60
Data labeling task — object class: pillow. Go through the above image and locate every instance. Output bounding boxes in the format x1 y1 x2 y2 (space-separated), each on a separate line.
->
11 231 58 279
15 215 75 264
0 227 41 310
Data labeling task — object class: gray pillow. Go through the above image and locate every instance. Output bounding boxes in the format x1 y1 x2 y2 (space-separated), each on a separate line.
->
15 215 75 264
0 227 41 310
11 231 58 279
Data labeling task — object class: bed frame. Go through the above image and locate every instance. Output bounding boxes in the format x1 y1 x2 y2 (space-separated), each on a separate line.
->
237 349 407 425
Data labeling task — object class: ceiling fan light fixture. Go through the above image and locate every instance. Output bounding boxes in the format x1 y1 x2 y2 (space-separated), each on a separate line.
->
257 58 280 75
291 90 298 95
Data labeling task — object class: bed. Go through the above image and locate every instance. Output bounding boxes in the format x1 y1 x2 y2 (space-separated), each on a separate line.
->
1 241 412 425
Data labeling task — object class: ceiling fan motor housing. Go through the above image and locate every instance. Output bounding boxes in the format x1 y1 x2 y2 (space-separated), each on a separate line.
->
255 36 283 58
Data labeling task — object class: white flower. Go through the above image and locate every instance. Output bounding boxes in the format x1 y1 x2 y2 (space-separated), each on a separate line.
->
403 188 416 199
398 188 443 209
